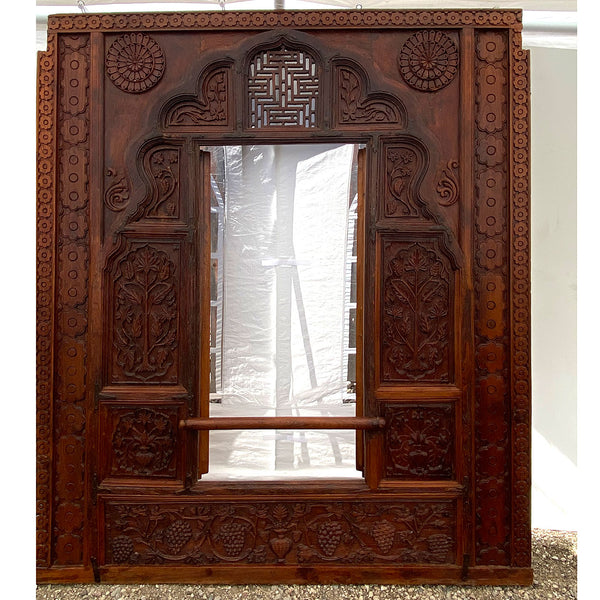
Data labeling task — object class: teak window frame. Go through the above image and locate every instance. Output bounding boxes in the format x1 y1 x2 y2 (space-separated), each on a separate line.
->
36 9 532 586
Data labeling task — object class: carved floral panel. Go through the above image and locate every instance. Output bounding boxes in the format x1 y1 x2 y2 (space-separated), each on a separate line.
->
381 240 452 383
105 500 456 565
106 406 179 478
384 404 455 480
111 244 180 383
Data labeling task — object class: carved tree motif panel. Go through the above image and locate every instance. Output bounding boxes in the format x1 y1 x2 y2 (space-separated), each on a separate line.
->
381 240 453 383
37 9 531 586
110 244 180 384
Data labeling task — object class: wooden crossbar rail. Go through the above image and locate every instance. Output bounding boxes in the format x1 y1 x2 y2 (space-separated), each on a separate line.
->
179 416 386 430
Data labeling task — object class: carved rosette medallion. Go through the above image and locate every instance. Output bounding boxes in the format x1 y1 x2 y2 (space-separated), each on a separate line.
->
106 33 165 93
398 31 459 92
382 241 451 382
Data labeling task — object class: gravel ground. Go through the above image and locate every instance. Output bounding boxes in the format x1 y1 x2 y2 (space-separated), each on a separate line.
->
36 529 576 600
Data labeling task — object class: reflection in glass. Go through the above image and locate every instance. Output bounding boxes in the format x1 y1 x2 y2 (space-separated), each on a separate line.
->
204 144 361 480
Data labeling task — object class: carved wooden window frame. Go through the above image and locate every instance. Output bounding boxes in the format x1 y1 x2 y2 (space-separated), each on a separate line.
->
36 9 531 585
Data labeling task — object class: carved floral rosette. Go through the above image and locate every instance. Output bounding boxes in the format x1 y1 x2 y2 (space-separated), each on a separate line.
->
510 29 531 569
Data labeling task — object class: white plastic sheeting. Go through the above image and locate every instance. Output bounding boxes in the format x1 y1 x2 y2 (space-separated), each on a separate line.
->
205 144 361 480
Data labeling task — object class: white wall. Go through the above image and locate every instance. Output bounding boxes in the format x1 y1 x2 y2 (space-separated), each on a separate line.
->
529 45 577 530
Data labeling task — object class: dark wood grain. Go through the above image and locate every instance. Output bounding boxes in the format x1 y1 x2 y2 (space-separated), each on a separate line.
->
37 9 531 584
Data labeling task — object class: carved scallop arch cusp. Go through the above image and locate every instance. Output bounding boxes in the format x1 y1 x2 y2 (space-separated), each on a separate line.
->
333 60 407 129
398 30 459 92
244 35 323 129
163 61 232 129
106 33 165 94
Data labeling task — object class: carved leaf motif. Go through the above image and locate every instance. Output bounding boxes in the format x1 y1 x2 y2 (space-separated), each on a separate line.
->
436 160 460 206
338 66 404 125
142 148 180 218
385 147 424 217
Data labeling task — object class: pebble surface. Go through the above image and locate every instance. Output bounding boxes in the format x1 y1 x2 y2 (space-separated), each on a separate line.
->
36 529 576 600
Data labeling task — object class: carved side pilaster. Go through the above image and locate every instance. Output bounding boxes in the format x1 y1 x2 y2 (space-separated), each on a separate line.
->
473 30 511 566
510 30 532 569
52 33 91 566
37 32 58 569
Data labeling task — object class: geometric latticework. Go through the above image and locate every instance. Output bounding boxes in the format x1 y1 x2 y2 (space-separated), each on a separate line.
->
248 46 320 127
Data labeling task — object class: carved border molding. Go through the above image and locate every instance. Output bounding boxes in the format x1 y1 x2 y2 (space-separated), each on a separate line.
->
48 10 522 33
36 31 58 569
473 30 511 567
52 33 91 567
510 29 531 570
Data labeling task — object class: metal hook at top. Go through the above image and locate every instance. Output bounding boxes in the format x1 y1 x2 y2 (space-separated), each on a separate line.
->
219 0 226 11
77 0 88 14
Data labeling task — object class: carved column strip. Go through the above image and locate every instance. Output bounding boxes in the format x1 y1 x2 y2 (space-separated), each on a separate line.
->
86 30 106 567
459 25 476 565
509 29 532 569
52 33 91 566
473 30 511 565
36 32 58 569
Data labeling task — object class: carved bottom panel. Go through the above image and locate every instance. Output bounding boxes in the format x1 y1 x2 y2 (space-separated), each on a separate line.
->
103 499 457 566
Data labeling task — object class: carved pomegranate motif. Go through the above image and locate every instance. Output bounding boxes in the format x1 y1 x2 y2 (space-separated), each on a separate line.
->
269 534 293 561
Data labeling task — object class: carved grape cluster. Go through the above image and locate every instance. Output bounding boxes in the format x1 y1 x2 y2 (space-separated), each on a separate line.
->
111 535 134 563
215 521 248 557
163 519 192 554
317 521 344 556
372 520 396 554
